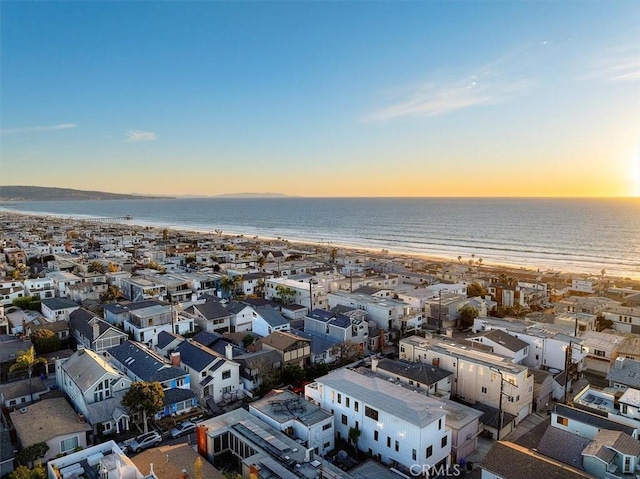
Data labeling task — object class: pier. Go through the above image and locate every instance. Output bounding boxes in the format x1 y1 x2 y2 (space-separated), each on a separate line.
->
81 215 133 222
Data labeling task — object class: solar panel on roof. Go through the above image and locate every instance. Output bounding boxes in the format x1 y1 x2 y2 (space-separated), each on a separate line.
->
239 420 290 452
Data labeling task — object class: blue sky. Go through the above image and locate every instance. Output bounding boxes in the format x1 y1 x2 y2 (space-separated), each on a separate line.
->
1 1 639 197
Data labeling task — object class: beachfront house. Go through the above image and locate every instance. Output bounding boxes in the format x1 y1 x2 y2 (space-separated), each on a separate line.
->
602 305 640 334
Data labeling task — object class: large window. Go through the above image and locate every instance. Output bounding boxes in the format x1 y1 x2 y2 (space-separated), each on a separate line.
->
426 445 432 458
556 416 568 426
60 436 79 454
365 406 379 421
222 370 231 380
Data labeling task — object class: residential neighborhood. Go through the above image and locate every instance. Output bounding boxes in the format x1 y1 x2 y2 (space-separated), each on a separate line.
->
1 213 639 479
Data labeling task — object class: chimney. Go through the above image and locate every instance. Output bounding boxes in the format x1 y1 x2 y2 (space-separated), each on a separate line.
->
614 357 625 370
371 357 379 372
225 343 233 360
170 351 181 366
92 319 100 339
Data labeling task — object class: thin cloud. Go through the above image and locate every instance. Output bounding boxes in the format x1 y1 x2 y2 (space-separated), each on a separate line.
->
0 123 77 135
126 130 158 143
586 43 640 84
363 70 528 122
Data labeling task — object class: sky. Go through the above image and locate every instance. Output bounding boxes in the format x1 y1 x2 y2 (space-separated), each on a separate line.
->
1 1 639 198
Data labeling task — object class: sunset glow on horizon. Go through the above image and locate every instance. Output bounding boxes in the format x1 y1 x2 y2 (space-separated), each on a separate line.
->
1 2 638 198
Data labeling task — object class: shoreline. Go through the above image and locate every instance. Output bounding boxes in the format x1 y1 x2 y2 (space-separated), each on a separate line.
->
3 210 638 284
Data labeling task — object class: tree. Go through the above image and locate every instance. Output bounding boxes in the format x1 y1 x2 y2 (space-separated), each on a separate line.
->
15 443 49 468
88 261 105 274
162 228 169 240
348 426 361 455
9 346 47 402
275 285 296 305
122 382 164 433
220 276 237 299
329 248 338 264
108 262 120 273
333 340 362 364
257 256 266 271
242 334 255 348
467 282 487 298
10 464 47 479
194 456 203 479
12 296 41 311
458 305 479 329
30 329 61 354
103 284 122 302
281 365 306 387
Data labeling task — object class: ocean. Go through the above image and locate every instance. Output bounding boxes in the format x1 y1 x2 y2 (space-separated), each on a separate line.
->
2 197 639 279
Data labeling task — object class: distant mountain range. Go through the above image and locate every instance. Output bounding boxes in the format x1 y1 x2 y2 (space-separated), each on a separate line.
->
0 185 172 201
0 186 293 202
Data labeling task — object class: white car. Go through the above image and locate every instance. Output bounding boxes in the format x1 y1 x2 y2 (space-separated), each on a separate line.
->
170 421 197 438
129 431 162 452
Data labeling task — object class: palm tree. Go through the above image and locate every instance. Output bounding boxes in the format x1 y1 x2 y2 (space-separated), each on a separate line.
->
220 276 236 299
458 255 462 263
9 346 47 402
257 256 266 271
104 284 121 301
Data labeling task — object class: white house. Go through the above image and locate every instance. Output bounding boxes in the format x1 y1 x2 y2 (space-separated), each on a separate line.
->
399 335 534 423
602 305 640 334
23 278 55 300
40 297 80 322
251 305 290 337
46 271 81 297
305 368 452 474
467 329 530 364
174 340 242 404
328 290 422 332
56 348 132 435
305 309 369 352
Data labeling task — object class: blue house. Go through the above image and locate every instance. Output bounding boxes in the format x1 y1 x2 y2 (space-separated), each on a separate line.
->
107 340 198 419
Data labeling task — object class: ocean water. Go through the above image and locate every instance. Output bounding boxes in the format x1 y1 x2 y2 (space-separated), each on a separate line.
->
2 197 639 279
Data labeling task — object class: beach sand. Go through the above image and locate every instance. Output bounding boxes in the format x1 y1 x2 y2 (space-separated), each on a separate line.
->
2 210 623 286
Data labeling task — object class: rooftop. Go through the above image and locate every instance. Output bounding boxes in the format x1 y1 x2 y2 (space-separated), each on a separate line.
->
10 397 92 446
313 368 446 427
250 389 332 427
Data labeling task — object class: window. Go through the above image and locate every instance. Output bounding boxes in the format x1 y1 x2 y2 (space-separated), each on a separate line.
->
387 436 391 448
60 436 79 454
222 370 231 380
438 419 442 430
365 406 379 421
221 385 232 394
394 440 399 452
323 423 331 431
341 414 348 425
324 442 331 448
481 386 487 394
201 371 207 378
594 349 605 357
412 449 417 460
441 436 447 447
354 401 359 412
622 404 628 414
346 397 350 408
338 394 342 404
556 416 568 426
426 445 432 458
374 431 378 441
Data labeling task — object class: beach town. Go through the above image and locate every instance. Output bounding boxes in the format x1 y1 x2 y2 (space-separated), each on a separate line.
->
1 211 639 479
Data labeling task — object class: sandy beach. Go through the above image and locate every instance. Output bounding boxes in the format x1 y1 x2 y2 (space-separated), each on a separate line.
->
4 209 634 288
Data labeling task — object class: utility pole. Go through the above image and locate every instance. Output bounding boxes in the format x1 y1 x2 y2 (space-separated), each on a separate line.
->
490 367 509 441
564 342 574 404
438 289 443 334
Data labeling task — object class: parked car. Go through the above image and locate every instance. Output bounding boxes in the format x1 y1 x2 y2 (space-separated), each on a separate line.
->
129 431 162 453
170 420 197 438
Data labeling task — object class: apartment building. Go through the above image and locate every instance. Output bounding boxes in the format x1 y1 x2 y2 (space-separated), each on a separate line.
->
305 368 452 473
399 335 534 422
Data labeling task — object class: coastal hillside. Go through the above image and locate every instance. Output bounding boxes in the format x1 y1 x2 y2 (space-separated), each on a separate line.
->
0 185 172 201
